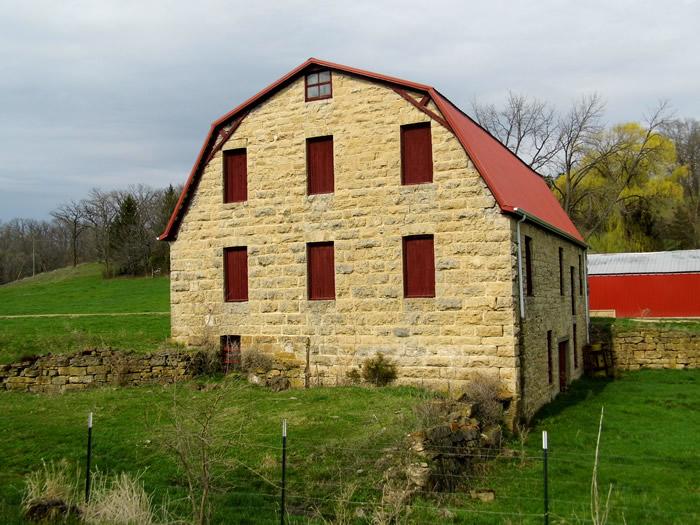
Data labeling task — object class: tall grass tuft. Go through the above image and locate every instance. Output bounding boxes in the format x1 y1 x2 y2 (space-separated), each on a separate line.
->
22 459 81 522
83 471 164 525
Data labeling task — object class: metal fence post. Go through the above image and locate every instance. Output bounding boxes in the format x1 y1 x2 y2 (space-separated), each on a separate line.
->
85 412 93 503
543 430 549 525
280 419 287 525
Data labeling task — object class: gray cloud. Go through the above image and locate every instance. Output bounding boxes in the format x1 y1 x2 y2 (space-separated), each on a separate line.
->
1 0 698 219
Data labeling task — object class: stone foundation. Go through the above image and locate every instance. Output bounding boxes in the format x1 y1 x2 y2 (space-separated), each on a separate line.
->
0 349 201 393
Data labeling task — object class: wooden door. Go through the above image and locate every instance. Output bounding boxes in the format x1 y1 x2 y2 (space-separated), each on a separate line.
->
558 340 568 392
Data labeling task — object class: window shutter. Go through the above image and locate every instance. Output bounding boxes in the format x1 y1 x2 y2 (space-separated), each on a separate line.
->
402 235 436 298
307 242 335 300
224 149 247 203
558 247 564 295
547 330 553 384
307 137 334 195
401 123 433 185
570 266 576 314
525 236 534 296
224 247 248 302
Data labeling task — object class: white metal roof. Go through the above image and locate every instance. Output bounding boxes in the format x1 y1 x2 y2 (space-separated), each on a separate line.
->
588 249 700 275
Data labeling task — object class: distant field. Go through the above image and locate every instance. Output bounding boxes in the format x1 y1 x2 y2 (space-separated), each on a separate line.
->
0 371 697 524
0 264 170 363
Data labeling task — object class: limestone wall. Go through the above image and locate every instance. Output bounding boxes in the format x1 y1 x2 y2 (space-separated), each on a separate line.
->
0 349 198 393
170 72 519 394
595 323 700 370
516 221 587 418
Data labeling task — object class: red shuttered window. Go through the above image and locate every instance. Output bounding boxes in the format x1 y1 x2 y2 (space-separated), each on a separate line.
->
401 123 433 185
307 136 334 195
558 247 564 295
402 235 436 298
223 149 247 203
547 330 553 384
224 247 248 302
525 235 534 296
307 242 335 300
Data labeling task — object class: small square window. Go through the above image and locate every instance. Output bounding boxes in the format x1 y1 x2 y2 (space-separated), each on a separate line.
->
306 70 332 101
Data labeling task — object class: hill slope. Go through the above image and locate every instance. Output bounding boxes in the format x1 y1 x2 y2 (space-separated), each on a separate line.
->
0 264 170 363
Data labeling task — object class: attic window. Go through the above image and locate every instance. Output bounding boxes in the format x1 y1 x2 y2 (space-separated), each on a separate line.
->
305 71 332 101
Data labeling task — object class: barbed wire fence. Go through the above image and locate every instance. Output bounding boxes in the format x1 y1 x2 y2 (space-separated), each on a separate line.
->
73 409 699 524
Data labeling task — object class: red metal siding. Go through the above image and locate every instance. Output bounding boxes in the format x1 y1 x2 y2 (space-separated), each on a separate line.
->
403 235 436 298
224 149 247 203
224 247 248 302
307 242 335 300
401 123 433 185
307 137 334 194
589 273 700 317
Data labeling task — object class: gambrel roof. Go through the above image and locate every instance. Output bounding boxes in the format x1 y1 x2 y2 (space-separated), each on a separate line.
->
159 58 584 245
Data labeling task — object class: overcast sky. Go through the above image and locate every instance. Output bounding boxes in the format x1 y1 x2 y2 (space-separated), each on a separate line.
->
1 0 698 220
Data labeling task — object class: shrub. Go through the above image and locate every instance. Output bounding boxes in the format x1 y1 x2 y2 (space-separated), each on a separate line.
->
22 459 81 522
459 373 504 427
191 345 223 376
361 353 398 387
412 399 450 429
241 348 274 373
345 368 362 385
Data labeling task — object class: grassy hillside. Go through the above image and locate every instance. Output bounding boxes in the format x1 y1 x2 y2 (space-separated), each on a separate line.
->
0 264 170 363
0 371 698 524
0 263 169 315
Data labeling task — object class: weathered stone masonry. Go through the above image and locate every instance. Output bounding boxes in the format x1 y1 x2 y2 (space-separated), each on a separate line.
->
169 71 586 416
0 349 196 393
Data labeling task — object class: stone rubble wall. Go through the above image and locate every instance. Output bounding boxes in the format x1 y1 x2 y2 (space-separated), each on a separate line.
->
610 325 700 370
0 349 199 393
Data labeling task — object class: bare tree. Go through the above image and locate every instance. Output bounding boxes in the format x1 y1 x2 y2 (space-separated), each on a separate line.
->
51 201 89 267
663 118 700 247
472 91 559 172
83 188 120 276
550 93 608 216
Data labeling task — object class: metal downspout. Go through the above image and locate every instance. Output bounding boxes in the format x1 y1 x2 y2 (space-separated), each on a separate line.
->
515 209 527 319
583 250 590 343
514 208 527 422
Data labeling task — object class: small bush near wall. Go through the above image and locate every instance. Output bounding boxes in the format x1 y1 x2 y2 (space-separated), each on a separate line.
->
361 353 398 386
458 373 504 427
240 349 274 374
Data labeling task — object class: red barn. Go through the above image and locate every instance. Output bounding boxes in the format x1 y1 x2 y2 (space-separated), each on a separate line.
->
588 250 700 318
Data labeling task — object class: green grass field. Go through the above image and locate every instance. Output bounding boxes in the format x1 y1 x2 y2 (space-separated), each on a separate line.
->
1 265 698 523
0 371 697 524
0 264 170 363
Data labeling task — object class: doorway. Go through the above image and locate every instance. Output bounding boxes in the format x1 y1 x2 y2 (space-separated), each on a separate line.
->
558 339 569 392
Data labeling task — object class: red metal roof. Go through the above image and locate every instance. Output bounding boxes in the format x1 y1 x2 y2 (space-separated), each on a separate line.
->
159 58 584 244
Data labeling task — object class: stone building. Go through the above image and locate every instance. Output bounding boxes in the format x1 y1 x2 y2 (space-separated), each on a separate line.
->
159 58 588 418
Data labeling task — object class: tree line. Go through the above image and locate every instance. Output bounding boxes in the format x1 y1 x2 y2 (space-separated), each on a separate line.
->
2 95 698 285
473 95 700 252
0 184 180 285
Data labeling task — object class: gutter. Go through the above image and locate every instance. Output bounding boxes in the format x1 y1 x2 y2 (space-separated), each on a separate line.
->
502 205 587 249
583 251 590 343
